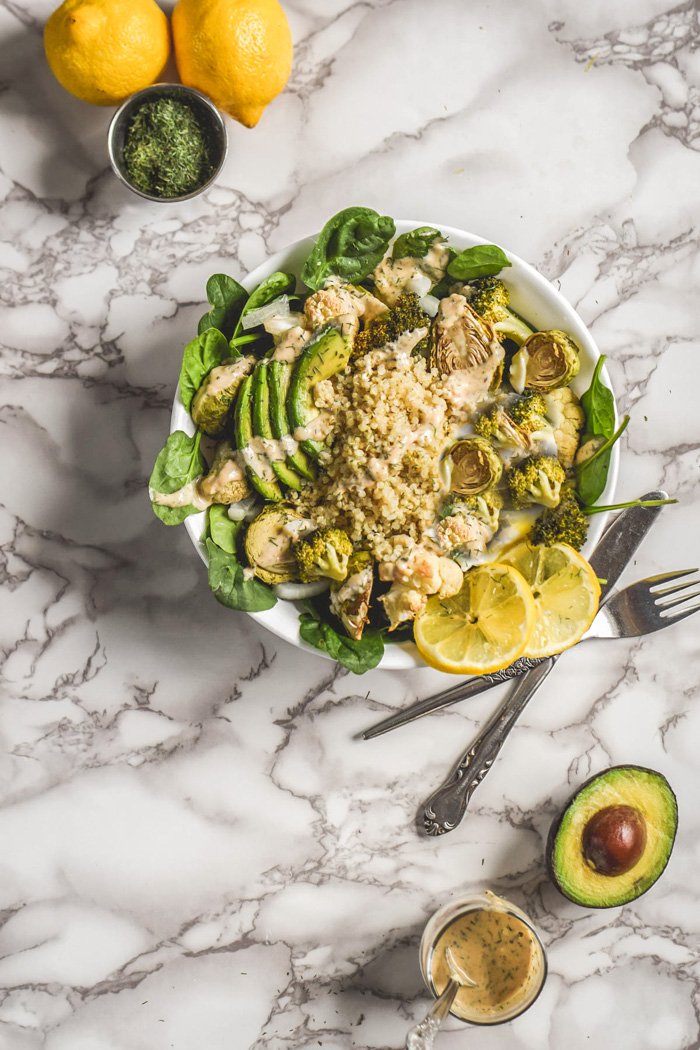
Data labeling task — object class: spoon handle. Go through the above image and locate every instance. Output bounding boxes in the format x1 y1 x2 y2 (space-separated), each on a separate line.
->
422 658 555 835
405 979 460 1050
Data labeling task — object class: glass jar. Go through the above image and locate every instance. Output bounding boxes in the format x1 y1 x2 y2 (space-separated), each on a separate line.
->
419 890 547 1025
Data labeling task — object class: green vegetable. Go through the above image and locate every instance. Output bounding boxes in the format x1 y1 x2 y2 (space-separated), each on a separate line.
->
287 324 351 458
208 505 239 554
233 272 296 338
301 206 396 291
576 416 630 506
252 361 303 491
533 488 589 550
122 98 216 199
205 537 277 612
392 226 443 261
581 356 615 441
198 274 249 339
506 455 566 509
233 373 283 501
508 392 549 433
299 607 384 674
584 498 677 514
149 430 204 525
178 328 230 412
295 527 353 582
447 244 511 281
353 293 430 357
467 276 534 345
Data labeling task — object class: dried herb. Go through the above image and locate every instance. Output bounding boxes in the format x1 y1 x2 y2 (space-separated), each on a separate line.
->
123 98 217 199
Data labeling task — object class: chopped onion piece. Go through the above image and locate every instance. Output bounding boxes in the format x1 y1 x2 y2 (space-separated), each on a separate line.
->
265 311 306 338
273 579 330 600
240 296 291 331
227 494 261 521
405 273 432 297
419 293 440 318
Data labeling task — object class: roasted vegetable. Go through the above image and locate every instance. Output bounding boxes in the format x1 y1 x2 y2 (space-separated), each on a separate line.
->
244 505 310 584
544 387 585 470
198 440 251 505
508 391 549 433
506 455 566 509
295 527 353 583
191 355 255 435
509 329 581 393
467 277 534 345
474 405 531 451
448 437 503 496
532 488 589 550
330 551 374 640
432 294 504 387
353 293 430 357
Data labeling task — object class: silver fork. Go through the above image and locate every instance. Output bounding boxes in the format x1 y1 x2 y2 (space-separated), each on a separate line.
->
421 568 700 835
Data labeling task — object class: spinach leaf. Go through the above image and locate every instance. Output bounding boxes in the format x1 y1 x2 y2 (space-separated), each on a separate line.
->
301 207 396 291
178 328 229 412
205 537 277 612
208 505 239 554
392 226 443 261
447 244 511 281
198 274 249 339
149 430 204 525
230 271 297 348
576 416 629 506
299 609 384 674
580 355 615 440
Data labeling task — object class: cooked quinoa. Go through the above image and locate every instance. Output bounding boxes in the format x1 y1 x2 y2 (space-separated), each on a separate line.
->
294 341 452 560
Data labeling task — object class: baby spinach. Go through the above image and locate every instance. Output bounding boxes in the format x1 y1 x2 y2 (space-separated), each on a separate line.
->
299 608 384 674
149 430 204 525
392 226 443 261
206 538 278 612
576 355 628 506
301 207 396 291
229 271 297 351
198 274 249 339
447 243 511 281
178 328 230 412
208 505 239 553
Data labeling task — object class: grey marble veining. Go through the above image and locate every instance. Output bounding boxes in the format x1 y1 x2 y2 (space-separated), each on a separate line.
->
0 0 699 1047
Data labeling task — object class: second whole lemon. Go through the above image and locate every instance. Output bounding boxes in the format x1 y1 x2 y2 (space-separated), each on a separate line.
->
172 0 292 127
44 0 170 106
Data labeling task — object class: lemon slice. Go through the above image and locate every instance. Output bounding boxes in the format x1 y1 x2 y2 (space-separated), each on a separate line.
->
501 541 600 658
414 563 537 675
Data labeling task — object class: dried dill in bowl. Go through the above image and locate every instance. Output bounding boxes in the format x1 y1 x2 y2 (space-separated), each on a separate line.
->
109 86 227 201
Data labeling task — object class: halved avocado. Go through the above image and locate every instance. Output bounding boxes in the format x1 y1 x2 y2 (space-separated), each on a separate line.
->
547 765 678 908
288 323 350 459
268 360 316 481
233 373 283 502
252 361 303 491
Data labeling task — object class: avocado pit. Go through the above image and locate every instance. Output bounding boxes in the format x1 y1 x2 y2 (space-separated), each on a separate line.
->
582 804 647 876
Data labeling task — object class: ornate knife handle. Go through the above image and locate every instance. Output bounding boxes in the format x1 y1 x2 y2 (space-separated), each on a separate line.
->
422 658 555 835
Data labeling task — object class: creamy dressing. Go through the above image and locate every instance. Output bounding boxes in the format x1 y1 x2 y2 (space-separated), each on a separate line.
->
372 239 450 306
205 356 253 396
430 908 542 1022
198 455 246 500
241 439 278 481
150 479 210 511
294 412 333 443
271 325 311 363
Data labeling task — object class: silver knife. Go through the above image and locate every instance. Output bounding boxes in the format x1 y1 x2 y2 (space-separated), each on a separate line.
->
363 492 669 740
420 493 668 834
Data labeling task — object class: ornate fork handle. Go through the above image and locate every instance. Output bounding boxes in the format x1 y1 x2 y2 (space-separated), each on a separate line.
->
422 658 555 835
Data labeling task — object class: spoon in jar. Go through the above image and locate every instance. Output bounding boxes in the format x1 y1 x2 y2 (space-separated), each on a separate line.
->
405 946 477 1050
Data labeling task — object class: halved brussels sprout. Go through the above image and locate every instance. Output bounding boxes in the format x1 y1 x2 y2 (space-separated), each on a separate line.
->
198 441 250 505
244 504 311 584
449 437 503 496
191 355 255 436
432 295 504 385
330 551 374 640
509 330 580 393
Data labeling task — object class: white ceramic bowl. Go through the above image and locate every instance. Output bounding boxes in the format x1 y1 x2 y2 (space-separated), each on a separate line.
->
171 220 618 671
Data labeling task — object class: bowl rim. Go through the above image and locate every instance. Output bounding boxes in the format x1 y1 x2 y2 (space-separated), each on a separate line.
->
107 83 228 203
171 220 619 672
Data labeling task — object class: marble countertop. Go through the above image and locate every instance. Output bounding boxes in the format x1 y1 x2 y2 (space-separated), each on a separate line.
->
1 0 699 1046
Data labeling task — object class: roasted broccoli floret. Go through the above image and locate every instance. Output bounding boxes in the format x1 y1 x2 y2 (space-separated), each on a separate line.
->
474 404 530 451
353 293 430 357
532 488 589 550
295 527 353 582
467 277 534 346
506 455 566 509
508 392 549 433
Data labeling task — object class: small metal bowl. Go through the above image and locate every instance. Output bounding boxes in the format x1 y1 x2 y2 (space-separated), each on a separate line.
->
108 83 227 202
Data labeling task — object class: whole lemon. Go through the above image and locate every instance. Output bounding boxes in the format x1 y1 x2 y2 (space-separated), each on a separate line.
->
172 0 292 127
44 0 170 106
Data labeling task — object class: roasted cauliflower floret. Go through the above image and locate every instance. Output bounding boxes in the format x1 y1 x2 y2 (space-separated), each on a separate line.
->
544 387 585 469
436 513 493 556
304 279 386 342
295 527 353 582
378 545 463 630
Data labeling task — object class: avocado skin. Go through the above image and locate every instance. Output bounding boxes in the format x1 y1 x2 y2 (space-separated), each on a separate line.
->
546 764 678 909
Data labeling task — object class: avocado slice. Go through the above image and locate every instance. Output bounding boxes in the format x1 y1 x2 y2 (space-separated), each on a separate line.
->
288 323 350 459
233 372 283 502
547 765 678 908
252 361 304 491
268 360 316 482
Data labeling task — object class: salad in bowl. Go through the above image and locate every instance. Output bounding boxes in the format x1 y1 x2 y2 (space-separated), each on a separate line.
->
150 208 658 673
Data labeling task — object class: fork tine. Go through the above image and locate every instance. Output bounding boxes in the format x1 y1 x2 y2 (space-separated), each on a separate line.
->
659 591 700 611
663 602 700 623
648 568 699 588
654 578 700 600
